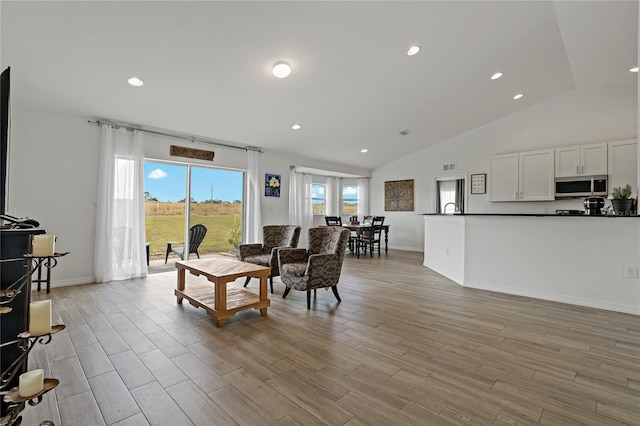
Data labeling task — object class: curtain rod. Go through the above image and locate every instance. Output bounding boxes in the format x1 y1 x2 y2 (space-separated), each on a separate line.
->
290 166 370 179
88 119 263 153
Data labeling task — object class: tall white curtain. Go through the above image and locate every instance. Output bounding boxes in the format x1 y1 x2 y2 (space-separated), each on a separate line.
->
94 125 147 283
357 178 369 218
326 177 341 216
288 169 313 247
244 150 262 243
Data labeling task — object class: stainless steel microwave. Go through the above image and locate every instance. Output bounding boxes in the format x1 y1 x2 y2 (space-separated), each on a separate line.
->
554 176 608 198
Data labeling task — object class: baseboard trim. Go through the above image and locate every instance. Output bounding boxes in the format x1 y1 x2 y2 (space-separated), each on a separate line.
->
464 279 639 316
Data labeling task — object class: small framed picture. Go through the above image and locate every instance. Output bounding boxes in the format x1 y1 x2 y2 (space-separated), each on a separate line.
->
471 173 486 194
265 173 281 197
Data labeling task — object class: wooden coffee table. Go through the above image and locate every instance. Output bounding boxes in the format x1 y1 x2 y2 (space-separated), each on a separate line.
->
175 256 271 327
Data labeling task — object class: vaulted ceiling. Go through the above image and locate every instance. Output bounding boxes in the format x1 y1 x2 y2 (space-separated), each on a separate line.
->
2 1 638 169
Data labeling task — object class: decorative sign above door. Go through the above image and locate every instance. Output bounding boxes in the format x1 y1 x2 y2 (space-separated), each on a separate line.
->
170 145 215 161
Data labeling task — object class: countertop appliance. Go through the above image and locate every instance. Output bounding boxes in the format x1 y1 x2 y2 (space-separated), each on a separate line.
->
584 197 605 215
555 175 607 198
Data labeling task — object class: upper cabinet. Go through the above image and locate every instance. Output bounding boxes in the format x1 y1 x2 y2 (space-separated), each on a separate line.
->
608 140 638 195
490 149 554 202
555 142 607 177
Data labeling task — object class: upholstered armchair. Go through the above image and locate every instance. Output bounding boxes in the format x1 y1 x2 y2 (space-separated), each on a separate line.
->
278 226 351 309
238 225 301 293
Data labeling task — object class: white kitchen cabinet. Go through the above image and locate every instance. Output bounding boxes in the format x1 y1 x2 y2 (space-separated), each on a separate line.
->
608 139 638 195
490 149 554 201
555 142 607 177
489 154 518 201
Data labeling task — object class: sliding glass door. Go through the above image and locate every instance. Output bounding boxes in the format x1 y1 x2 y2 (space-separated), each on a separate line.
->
144 160 244 269
188 166 244 255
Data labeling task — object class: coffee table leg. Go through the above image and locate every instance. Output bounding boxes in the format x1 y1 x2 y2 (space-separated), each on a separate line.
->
214 279 227 327
259 275 268 316
176 268 185 304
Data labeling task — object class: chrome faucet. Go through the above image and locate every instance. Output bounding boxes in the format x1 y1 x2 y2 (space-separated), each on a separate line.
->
443 202 459 214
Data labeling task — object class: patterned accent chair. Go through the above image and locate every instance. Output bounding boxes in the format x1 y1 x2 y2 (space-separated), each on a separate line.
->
238 225 301 293
278 226 350 309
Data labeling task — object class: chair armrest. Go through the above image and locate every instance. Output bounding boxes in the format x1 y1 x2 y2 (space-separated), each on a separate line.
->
167 241 184 245
278 248 308 265
306 253 338 276
238 243 264 260
269 246 289 268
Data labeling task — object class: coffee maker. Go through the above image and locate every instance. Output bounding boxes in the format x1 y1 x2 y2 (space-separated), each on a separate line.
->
584 197 605 215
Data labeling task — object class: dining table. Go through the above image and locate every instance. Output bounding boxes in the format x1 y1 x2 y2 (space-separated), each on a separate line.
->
342 223 390 258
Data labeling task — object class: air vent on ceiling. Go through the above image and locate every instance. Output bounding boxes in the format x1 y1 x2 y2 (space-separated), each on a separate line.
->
398 130 410 136
443 163 456 171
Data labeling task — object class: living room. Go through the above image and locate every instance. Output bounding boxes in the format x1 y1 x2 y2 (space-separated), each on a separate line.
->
1 1 639 425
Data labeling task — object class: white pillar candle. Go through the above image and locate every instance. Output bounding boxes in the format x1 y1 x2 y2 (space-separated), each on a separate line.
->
32 235 55 256
18 369 44 397
29 300 52 336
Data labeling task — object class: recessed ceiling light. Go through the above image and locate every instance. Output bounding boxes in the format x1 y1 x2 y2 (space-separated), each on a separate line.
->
127 77 144 87
291 124 301 130
272 62 292 78
630 66 639 73
407 46 420 56
513 93 524 100
491 72 503 80
361 149 368 153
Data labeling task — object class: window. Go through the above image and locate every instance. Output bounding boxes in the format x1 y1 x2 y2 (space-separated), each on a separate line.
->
436 178 465 213
342 185 358 214
311 183 325 215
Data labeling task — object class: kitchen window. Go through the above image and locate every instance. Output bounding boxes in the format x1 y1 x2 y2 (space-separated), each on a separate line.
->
436 177 465 213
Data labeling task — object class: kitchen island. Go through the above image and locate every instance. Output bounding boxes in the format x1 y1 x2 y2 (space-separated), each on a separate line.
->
423 214 639 315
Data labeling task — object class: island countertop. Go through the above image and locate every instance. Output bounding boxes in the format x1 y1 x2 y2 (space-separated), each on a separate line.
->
422 214 640 315
420 213 639 218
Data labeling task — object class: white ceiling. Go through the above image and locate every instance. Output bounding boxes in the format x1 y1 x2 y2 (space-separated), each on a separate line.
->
1 1 638 170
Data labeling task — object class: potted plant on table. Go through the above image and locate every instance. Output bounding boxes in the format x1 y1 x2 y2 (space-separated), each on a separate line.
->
610 184 636 216
349 215 359 225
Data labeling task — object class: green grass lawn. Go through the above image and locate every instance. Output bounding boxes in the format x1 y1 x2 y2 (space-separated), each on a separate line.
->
145 202 242 259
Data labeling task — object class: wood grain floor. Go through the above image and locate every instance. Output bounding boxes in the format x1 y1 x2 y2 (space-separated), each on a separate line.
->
23 250 639 425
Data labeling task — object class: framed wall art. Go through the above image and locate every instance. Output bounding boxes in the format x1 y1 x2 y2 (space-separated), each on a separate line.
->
471 173 486 194
384 179 414 211
265 173 281 197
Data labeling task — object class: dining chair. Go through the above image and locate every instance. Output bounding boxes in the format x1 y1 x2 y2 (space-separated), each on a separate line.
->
324 216 342 226
358 216 385 257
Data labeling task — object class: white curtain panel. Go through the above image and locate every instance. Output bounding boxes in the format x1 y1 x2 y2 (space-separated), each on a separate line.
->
326 177 341 216
244 150 263 243
357 178 369 218
94 125 147 282
288 170 313 247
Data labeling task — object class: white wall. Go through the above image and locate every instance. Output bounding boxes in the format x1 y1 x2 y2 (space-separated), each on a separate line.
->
7 106 369 286
424 215 640 315
423 215 465 283
8 107 101 286
371 86 638 251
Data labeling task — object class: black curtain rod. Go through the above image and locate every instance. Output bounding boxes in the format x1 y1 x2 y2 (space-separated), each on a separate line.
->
88 120 263 153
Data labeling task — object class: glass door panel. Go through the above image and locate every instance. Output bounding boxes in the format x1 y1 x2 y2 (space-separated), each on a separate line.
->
188 166 244 257
144 161 187 267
